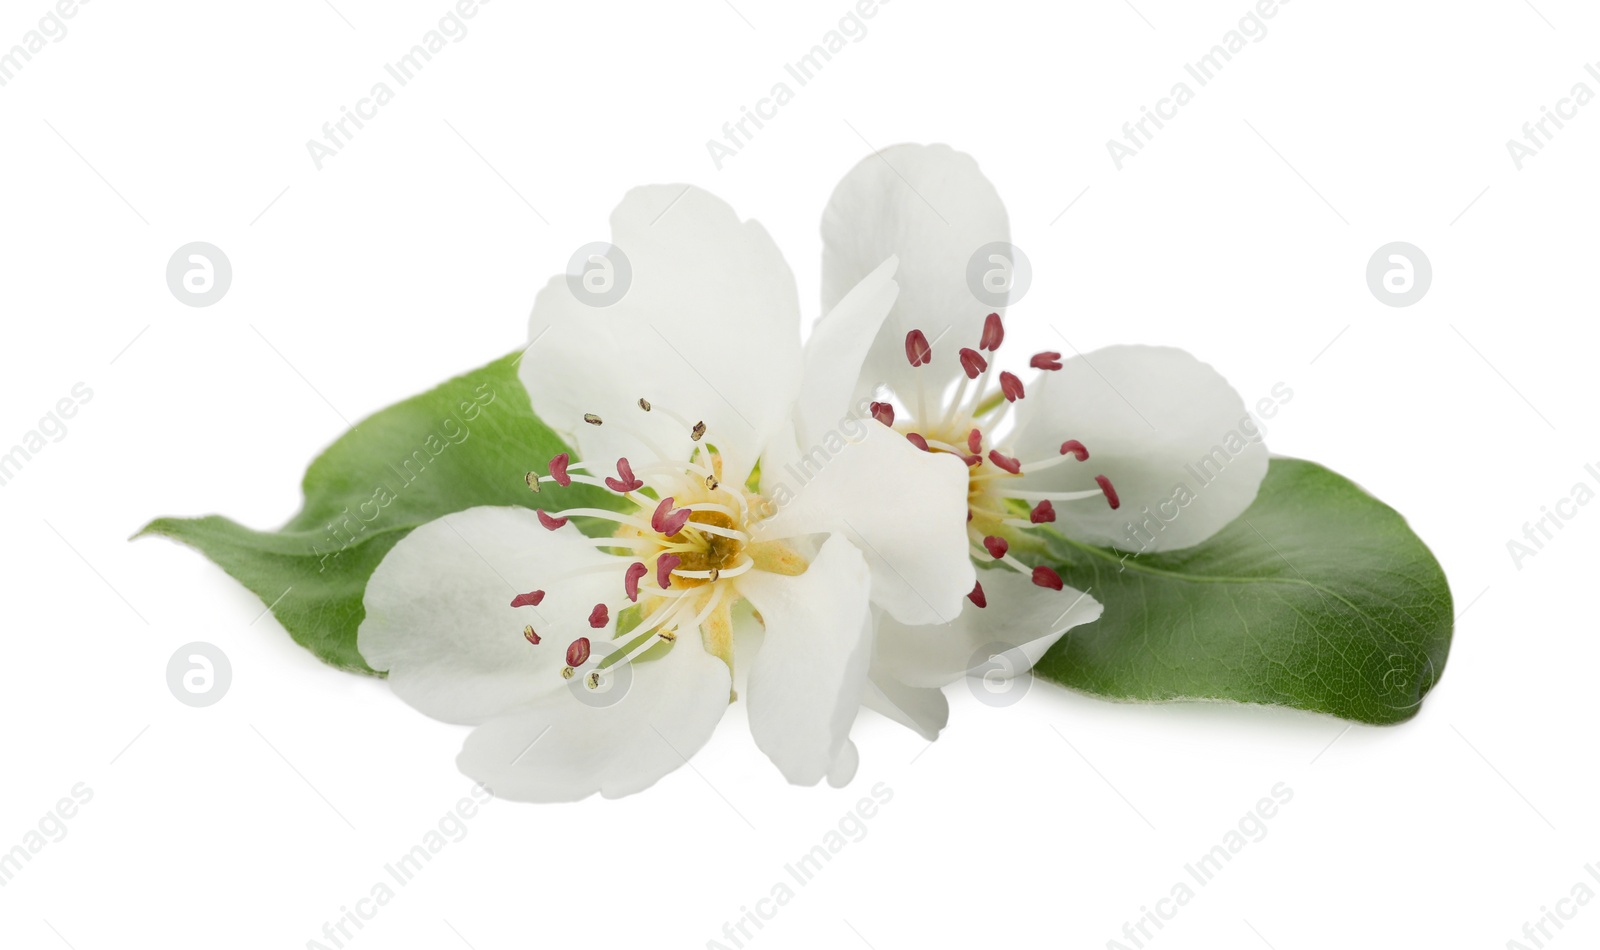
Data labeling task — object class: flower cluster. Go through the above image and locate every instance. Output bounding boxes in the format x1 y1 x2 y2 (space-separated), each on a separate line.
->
357 145 1266 801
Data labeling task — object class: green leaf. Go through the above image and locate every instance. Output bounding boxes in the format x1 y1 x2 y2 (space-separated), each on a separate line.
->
137 353 620 674
1032 457 1452 725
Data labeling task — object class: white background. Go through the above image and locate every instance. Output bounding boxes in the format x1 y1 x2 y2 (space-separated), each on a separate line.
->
1 1 1596 947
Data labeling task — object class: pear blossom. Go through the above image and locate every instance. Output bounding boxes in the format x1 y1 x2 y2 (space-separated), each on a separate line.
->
358 185 975 801
819 144 1269 738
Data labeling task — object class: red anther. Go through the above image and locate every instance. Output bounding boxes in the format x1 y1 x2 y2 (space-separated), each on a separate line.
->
967 509 974 522
967 428 983 454
1032 566 1065 591
963 454 982 466
523 626 541 646
624 562 648 602
567 636 592 665
605 457 644 493
656 553 682 590
906 432 930 451
650 497 676 533
870 401 895 426
536 510 569 530
1030 500 1057 524
958 347 987 379
999 371 1025 402
660 507 691 537
510 590 546 608
967 580 987 608
548 453 572 487
905 329 932 367
983 536 1009 559
980 312 1004 351
588 604 609 629
1030 351 1063 371
988 449 1022 474
1095 474 1121 510
1060 439 1089 461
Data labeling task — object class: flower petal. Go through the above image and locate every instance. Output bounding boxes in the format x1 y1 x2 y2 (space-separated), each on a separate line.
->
521 185 803 487
735 535 873 786
358 507 620 725
821 143 1011 400
754 424 975 625
794 256 900 450
456 637 732 802
1010 345 1269 552
862 671 950 742
872 569 1101 689
827 739 860 788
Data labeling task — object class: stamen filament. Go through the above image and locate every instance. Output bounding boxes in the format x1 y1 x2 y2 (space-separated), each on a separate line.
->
971 389 1007 418
923 438 968 455
1003 488 1108 502
597 600 689 669
967 503 1013 521
1019 453 1083 475
680 521 748 543
944 375 973 429
679 586 727 641
997 552 1035 575
633 459 714 480
681 502 738 517
573 537 654 550
547 508 657 532
651 403 699 437
674 554 755 580
549 473 645 496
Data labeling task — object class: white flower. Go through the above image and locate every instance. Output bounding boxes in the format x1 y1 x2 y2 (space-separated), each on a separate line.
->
358 185 975 801
819 144 1269 738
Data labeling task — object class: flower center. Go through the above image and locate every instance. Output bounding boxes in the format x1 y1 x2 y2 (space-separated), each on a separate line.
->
883 313 1122 601
669 510 747 584
506 401 797 696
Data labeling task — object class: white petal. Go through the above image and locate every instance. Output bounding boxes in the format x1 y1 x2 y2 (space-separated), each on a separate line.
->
735 535 873 786
827 739 860 789
754 424 975 626
521 185 803 487
1010 345 1268 552
873 569 1101 689
862 672 949 742
757 418 805 500
358 507 621 725
822 143 1011 400
456 636 732 802
794 256 899 450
